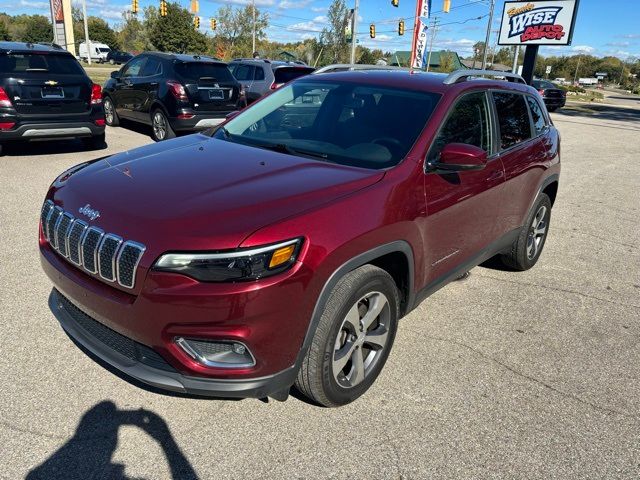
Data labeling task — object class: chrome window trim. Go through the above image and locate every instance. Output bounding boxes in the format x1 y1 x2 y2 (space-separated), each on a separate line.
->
50 207 64 249
81 227 105 274
116 240 147 288
98 233 123 282
67 219 88 266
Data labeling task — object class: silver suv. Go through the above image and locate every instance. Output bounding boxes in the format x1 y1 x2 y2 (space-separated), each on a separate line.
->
229 59 314 104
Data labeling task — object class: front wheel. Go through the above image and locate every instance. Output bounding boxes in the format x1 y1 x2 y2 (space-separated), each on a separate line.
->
151 109 175 142
295 265 399 407
501 193 552 271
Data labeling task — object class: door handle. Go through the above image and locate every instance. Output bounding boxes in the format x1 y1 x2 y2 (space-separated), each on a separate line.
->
486 170 504 181
149 82 158 86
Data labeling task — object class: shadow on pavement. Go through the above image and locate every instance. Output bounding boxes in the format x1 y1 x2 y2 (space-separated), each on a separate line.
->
556 103 640 125
0 138 108 157
26 401 199 480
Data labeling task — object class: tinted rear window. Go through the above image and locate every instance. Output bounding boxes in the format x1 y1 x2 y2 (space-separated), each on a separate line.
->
274 67 314 84
0 53 84 75
493 92 532 150
175 62 234 82
533 80 557 89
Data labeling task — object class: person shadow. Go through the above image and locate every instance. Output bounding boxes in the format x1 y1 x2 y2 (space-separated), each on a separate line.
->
26 401 199 480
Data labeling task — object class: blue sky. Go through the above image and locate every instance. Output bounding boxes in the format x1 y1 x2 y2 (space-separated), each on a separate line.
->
5 0 640 59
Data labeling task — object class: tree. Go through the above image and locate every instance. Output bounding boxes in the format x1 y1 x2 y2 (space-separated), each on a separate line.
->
320 0 349 64
72 10 121 49
118 12 148 53
436 51 456 73
149 2 208 54
214 5 268 59
0 19 10 41
21 15 52 43
471 41 485 67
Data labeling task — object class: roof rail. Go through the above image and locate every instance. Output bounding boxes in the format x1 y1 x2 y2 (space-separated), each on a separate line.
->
443 69 526 85
313 63 409 74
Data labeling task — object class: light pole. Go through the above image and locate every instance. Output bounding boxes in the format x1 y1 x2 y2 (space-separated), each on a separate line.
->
481 0 495 70
252 0 256 54
350 0 359 65
512 45 520 73
426 17 438 72
81 0 91 65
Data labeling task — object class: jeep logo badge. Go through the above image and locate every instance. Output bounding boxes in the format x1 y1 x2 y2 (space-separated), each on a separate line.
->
78 204 100 221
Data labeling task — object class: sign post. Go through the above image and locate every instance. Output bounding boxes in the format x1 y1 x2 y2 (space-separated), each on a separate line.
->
409 0 432 69
497 0 580 84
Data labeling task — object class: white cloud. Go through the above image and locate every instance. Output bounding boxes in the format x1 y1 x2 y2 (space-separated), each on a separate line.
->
313 15 326 22
287 20 322 32
99 6 129 20
606 41 630 47
208 0 275 6
19 0 49 9
572 45 595 54
278 0 311 8
311 6 325 13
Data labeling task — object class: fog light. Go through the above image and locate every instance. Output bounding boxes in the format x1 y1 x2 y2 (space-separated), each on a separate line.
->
175 337 255 368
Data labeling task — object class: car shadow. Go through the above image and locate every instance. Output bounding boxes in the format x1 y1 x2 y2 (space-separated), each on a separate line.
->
26 401 199 480
0 138 108 157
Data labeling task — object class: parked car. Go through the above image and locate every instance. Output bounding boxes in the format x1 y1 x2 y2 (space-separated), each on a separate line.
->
40 69 560 407
532 79 566 111
79 42 111 63
229 59 314 103
106 50 133 65
0 41 105 155
102 52 245 141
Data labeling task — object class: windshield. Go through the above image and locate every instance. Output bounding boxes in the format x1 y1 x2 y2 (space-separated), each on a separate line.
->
175 62 234 82
216 81 440 169
99 48 111 53
0 53 84 74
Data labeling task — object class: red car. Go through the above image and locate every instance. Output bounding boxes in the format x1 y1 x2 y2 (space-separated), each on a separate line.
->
40 70 560 407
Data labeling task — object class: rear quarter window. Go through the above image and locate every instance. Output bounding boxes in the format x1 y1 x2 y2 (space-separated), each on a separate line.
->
526 96 547 136
0 53 84 75
492 91 532 150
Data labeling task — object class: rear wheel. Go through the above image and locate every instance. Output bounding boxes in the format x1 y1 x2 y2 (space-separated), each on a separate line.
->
295 265 399 407
82 133 107 151
151 109 175 142
103 96 119 127
501 193 552 271
109 59 115 65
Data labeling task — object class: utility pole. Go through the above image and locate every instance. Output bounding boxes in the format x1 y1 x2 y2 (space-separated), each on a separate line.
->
81 0 91 65
573 55 581 85
481 0 495 70
425 17 438 72
350 0 359 65
512 45 519 73
252 0 256 54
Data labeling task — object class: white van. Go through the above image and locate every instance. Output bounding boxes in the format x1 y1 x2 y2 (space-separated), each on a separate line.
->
79 42 111 63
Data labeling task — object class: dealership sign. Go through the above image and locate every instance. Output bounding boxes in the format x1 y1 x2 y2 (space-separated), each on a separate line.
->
498 0 579 46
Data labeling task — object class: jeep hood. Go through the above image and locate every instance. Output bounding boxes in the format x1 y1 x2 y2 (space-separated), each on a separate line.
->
48 134 384 254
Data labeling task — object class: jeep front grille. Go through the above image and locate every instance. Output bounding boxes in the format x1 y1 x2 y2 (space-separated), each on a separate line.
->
41 200 146 289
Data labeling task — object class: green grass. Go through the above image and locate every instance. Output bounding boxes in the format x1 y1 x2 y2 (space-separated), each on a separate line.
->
82 63 118 87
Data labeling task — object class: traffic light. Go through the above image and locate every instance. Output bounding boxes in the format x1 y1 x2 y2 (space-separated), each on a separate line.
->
131 0 138 14
190 0 199 13
210 18 217 30
369 24 375 38
194 15 200 28
391 0 399 6
398 19 405 35
443 0 451 13
159 0 167 17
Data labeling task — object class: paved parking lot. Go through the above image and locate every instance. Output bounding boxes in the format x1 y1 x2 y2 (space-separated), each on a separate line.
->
1 106 639 479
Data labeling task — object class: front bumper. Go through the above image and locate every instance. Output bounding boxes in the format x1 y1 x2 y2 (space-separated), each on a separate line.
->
49 288 297 398
0 121 104 141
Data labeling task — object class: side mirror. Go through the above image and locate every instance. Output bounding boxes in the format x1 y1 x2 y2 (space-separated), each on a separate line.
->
110 71 120 79
426 143 487 173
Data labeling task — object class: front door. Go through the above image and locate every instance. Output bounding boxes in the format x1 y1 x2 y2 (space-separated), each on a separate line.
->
422 90 506 284
113 56 147 119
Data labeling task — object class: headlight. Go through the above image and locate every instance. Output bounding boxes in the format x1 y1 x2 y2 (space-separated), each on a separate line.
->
153 238 302 282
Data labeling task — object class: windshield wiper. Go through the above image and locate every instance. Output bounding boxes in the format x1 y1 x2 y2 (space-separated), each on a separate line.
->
255 143 330 161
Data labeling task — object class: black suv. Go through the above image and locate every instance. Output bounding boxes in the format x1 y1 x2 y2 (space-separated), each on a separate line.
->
106 50 133 65
532 80 566 111
0 42 106 155
102 52 245 141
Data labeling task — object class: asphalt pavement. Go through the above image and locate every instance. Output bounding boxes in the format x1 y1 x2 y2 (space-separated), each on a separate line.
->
1 107 639 479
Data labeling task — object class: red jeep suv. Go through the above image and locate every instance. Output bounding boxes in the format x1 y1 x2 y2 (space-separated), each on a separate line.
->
40 70 560 407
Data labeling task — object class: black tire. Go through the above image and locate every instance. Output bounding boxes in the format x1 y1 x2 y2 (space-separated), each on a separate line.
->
295 265 399 407
82 133 107 151
103 96 119 127
150 108 176 142
501 193 552 271
548 106 557 112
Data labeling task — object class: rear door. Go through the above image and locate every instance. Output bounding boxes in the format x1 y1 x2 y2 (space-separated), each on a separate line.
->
490 91 541 234
422 90 505 282
175 61 240 113
0 52 92 118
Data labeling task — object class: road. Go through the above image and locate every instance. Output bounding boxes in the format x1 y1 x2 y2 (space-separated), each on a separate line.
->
1 107 639 479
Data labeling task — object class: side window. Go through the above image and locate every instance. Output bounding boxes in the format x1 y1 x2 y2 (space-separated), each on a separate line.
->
141 57 162 77
232 64 254 81
526 96 547 136
493 92 532 150
254 66 265 81
427 91 492 163
122 57 146 78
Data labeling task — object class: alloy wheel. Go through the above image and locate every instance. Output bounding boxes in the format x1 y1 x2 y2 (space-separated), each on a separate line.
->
527 205 548 260
333 291 391 388
104 99 114 125
153 112 167 140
